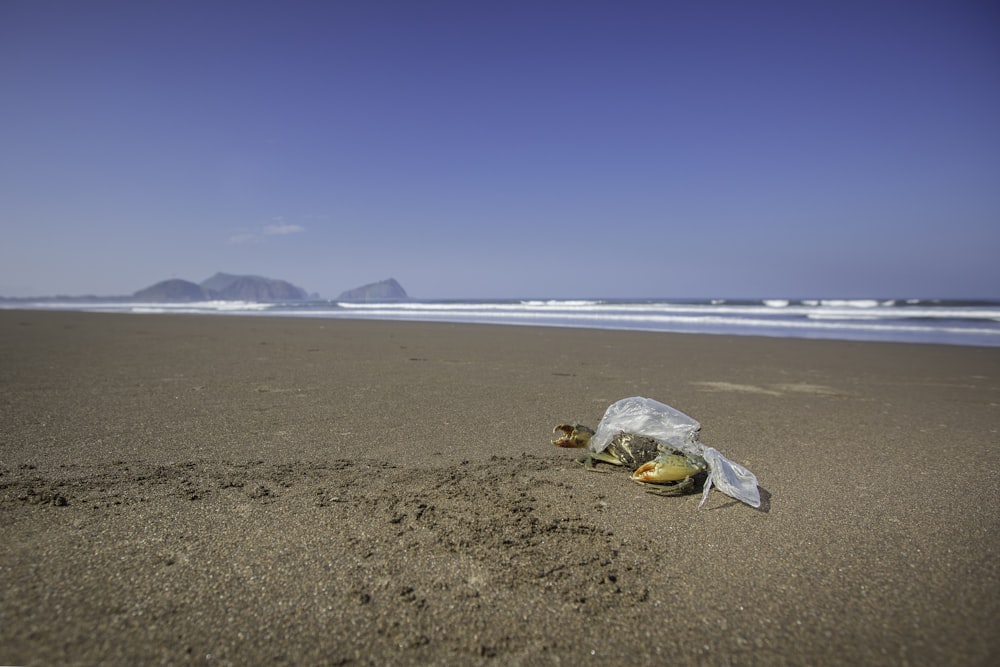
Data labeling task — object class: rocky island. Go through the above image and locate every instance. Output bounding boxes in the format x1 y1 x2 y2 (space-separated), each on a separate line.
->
133 273 309 302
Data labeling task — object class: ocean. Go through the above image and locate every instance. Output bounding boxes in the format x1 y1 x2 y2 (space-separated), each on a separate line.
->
7 297 1000 347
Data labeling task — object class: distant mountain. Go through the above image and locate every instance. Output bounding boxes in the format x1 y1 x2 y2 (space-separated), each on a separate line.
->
133 279 210 302
337 278 408 301
132 273 309 302
199 273 308 301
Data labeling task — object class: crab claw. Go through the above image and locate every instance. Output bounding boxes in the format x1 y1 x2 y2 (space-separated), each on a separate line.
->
551 423 595 448
632 453 704 483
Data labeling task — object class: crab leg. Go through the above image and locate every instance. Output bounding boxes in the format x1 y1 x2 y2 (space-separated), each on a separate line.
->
576 449 626 471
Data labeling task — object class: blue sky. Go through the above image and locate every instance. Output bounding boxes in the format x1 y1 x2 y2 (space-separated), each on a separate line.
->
2 0 998 299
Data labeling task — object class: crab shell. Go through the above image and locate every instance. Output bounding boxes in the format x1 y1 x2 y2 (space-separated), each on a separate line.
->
553 424 707 487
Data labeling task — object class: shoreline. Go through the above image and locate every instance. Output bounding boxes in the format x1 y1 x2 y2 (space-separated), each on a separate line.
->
5 297 1000 348
2 310 998 665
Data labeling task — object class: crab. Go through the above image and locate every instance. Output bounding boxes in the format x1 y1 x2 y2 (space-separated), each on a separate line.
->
552 423 708 495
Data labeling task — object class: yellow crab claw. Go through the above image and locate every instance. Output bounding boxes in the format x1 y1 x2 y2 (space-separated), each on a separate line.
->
551 423 595 448
632 454 703 483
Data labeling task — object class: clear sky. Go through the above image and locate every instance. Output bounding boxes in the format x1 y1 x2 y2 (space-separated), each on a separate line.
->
2 0 998 299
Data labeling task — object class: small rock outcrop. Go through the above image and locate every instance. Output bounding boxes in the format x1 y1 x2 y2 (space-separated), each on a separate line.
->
337 278 408 301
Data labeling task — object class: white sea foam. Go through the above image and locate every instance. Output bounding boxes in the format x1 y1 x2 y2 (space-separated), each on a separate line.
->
4 300 275 315
818 299 881 308
337 300 601 311
519 299 602 307
131 300 273 312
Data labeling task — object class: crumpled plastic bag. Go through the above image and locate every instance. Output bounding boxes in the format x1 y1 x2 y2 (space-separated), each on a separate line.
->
589 397 761 508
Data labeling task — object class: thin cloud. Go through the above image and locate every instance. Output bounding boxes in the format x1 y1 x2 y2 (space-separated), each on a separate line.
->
227 218 306 244
263 222 305 236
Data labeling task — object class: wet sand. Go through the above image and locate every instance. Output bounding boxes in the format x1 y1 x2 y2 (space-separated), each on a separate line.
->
2 309 998 665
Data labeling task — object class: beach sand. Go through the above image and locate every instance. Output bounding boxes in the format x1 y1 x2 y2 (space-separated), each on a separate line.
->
2 310 998 665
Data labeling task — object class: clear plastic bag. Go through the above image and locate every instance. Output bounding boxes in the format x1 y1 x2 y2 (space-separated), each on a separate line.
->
590 397 761 508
